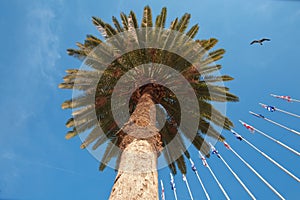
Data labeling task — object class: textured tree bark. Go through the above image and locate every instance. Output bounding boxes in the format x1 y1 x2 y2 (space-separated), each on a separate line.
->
109 139 158 200
109 92 161 200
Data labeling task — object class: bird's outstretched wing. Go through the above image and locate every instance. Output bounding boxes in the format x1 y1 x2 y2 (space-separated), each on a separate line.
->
250 40 258 45
261 38 271 42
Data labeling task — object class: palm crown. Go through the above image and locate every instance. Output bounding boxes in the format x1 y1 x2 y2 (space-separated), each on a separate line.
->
60 6 239 175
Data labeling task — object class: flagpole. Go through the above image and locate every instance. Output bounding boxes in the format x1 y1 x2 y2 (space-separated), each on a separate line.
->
249 111 300 136
219 145 256 200
239 120 300 156
228 143 285 200
170 173 178 200
189 159 210 200
271 94 300 103
160 179 165 200
199 152 230 200
182 174 194 200
234 130 300 182
259 103 300 118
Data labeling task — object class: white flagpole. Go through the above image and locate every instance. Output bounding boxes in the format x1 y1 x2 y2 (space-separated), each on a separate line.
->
160 179 165 200
235 129 300 182
249 111 300 136
189 158 210 200
182 174 194 200
228 143 285 200
239 120 300 156
199 152 230 200
219 146 256 199
259 103 300 118
271 93 300 103
170 173 178 200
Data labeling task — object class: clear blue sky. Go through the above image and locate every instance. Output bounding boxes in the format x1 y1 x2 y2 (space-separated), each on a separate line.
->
1 0 300 199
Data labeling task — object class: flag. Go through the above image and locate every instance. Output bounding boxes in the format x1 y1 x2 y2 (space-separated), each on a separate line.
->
241 122 255 133
251 113 265 119
182 174 187 182
224 141 231 150
262 105 276 112
160 180 165 200
201 155 208 167
231 129 243 141
211 146 221 158
235 134 243 141
170 173 176 190
279 95 291 102
190 159 197 172
199 151 208 167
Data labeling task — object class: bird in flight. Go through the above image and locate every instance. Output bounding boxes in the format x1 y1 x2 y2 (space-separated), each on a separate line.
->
250 38 271 45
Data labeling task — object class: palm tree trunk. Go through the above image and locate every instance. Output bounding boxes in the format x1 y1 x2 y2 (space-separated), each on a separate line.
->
109 92 161 200
109 139 158 200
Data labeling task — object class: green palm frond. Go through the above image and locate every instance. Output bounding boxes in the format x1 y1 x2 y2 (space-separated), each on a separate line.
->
65 128 77 139
141 5 152 27
186 24 199 39
198 119 226 141
80 126 101 149
129 11 139 29
92 17 107 38
192 135 211 156
112 16 123 32
170 18 178 30
200 64 222 75
162 145 177 174
202 75 234 83
99 138 119 171
155 7 167 28
197 38 219 50
66 49 87 60
176 13 191 33
120 12 128 30
176 155 187 174
104 23 117 37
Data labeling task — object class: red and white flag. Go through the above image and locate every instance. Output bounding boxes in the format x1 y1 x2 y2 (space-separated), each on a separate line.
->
201 155 208 167
278 95 291 102
224 141 231 150
241 121 255 133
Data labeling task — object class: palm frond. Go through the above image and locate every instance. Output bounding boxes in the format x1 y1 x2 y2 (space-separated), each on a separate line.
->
199 64 222 75
162 143 177 174
120 12 128 30
197 38 218 51
141 5 152 27
155 7 167 28
202 75 234 83
170 18 178 30
92 16 108 38
198 118 226 142
80 126 102 149
112 16 123 32
65 128 77 139
186 24 199 38
129 11 139 28
200 49 226 66
99 138 119 171
66 49 87 60
176 155 186 174
191 135 211 157
176 13 191 33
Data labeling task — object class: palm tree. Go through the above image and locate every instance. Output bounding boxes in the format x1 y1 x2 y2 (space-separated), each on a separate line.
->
60 6 239 200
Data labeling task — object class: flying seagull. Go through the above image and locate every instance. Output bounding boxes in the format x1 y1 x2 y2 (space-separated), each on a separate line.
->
250 38 271 45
